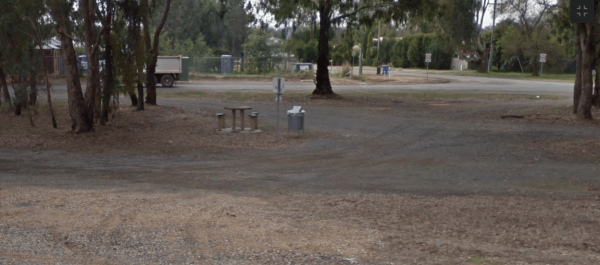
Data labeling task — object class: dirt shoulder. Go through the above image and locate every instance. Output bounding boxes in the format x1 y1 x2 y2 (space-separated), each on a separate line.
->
188 73 449 86
1 88 600 264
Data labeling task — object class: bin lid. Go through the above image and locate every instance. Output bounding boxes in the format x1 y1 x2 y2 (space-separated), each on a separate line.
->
287 105 305 114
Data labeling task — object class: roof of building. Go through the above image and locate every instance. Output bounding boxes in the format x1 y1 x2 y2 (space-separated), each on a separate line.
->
36 37 61 50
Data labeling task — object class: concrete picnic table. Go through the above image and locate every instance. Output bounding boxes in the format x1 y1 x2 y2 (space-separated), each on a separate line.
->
224 106 252 131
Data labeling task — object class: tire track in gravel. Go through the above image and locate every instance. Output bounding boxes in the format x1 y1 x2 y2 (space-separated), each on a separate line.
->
46 225 112 265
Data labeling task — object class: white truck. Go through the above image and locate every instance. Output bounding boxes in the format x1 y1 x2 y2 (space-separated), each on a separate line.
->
154 55 182 87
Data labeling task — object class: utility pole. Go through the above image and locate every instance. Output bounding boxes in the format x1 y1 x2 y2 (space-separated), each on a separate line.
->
488 0 497 72
376 21 381 60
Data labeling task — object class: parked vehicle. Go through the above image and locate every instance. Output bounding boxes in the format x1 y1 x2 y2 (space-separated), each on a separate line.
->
154 55 182 87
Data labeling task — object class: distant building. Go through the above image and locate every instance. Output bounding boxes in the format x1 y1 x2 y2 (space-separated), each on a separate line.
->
36 37 63 75
451 57 469 70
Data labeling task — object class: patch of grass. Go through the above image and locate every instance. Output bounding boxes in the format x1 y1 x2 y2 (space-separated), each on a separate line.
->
159 91 310 103
340 91 560 102
422 69 576 82
158 91 208 99
550 104 572 116
158 90 560 105
524 181 585 191
467 256 502 264
190 70 315 80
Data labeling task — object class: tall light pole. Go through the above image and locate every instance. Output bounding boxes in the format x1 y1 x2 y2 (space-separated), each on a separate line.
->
488 0 498 72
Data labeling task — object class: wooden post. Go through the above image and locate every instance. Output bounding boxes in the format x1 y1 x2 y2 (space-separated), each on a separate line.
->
216 113 225 130
250 112 259 131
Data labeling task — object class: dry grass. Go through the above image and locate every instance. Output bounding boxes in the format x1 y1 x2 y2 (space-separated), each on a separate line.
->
0 101 335 153
158 90 559 106
502 104 600 126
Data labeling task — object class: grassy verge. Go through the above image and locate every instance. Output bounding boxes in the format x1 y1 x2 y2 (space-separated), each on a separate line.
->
404 69 576 82
158 90 562 104
190 71 315 80
158 91 310 103
329 72 367 81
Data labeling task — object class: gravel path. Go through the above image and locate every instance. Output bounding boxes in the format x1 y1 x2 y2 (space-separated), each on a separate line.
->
1 77 599 264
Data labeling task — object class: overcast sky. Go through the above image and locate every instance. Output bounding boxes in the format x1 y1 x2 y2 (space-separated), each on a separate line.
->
248 0 558 29
481 0 558 27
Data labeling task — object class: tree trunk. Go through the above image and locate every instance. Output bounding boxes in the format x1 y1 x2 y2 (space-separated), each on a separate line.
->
11 76 28 115
0 65 12 109
64 38 92 131
574 28 582 114
12 85 23 116
593 67 600 107
136 80 144 110
83 0 100 125
29 72 37 107
144 0 172 105
29 50 37 107
101 1 113 125
130 92 138 106
50 0 92 132
476 49 489 73
312 3 333 96
531 57 540 77
577 23 594 120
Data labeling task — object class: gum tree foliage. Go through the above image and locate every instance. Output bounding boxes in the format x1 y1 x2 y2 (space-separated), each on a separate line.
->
497 0 555 76
0 0 49 116
436 0 492 72
497 24 564 74
159 0 255 58
260 0 435 96
242 29 282 73
390 34 452 69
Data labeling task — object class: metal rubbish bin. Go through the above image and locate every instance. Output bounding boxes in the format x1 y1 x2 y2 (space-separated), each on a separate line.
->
287 106 305 136
382 65 389 75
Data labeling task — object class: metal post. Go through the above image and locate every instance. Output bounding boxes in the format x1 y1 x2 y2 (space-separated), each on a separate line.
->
541 62 544 76
427 62 429 79
276 79 280 141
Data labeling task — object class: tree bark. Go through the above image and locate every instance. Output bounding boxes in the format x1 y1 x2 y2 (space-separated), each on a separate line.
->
577 23 594 120
50 0 93 132
476 48 489 73
29 49 37 107
0 65 12 109
29 72 37 107
12 85 23 116
83 0 100 125
312 2 333 96
130 92 138 106
144 0 172 105
101 0 113 125
531 57 540 77
11 76 28 115
574 27 582 114
136 80 144 110
593 66 600 107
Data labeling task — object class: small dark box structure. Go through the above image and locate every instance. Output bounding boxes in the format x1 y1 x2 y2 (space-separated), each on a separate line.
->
571 0 595 23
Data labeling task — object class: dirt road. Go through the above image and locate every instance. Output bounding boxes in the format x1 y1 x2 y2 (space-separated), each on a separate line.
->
1 75 599 264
